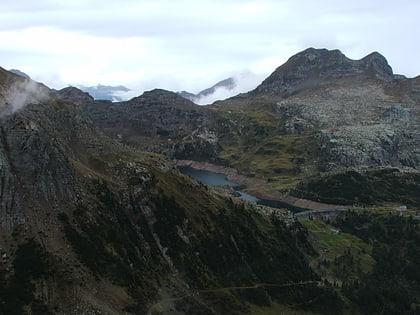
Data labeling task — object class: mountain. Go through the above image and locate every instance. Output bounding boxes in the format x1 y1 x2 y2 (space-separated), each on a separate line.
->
178 77 236 103
0 66 343 314
254 48 393 95
56 86 95 105
85 48 420 207
1 47 419 314
196 77 236 98
78 84 131 101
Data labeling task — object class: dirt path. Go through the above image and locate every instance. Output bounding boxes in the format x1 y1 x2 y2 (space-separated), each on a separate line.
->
175 160 348 211
147 280 322 315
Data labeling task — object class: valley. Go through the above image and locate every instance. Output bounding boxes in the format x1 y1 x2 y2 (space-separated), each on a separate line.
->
0 48 419 314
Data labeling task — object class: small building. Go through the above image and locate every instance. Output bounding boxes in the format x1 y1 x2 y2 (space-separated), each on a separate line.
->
330 227 341 235
398 205 408 216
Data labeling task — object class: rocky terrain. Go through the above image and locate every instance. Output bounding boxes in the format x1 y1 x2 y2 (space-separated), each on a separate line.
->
81 48 420 206
0 47 419 314
0 66 344 314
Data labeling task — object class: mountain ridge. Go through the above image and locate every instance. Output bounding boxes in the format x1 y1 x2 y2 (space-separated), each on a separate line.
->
254 47 394 95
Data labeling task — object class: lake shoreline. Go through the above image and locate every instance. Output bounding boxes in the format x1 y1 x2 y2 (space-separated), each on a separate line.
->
174 159 349 211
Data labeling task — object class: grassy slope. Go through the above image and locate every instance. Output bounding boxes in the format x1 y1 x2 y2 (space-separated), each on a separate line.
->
211 98 317 191
299 205 420 314
298 218 374 285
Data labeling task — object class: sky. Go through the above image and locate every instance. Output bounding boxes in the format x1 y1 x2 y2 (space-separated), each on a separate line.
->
1 0 419 100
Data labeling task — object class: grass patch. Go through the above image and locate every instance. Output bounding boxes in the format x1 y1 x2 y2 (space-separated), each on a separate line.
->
299 218 374 284
219 135 315 187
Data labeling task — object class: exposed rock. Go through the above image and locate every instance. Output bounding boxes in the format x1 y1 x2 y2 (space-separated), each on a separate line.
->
318 124 402 168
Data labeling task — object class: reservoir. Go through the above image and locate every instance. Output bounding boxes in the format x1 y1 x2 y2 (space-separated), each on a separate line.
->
179 166 260 202
179 166 307 213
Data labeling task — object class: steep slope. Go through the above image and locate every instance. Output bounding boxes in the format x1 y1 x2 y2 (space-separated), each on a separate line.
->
0 69 341 314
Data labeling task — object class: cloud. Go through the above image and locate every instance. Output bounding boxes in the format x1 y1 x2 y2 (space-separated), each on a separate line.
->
195 71 265 105
0 0 419 94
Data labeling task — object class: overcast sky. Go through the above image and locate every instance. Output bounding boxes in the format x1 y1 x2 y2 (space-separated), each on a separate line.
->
1 0 419 96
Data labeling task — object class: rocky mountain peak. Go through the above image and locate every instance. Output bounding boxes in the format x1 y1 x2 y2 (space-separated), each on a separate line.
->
255 48 394 94
131 88 197 109
55 86 95 105
360 51 393 79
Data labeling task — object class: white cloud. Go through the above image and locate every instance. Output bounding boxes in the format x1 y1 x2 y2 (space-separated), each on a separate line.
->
0 0 419 96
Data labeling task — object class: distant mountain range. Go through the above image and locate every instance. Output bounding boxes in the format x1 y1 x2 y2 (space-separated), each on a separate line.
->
77 84 131 101
8 69 131 102
177 73 265 104
8 69 259 104
178 77 236 103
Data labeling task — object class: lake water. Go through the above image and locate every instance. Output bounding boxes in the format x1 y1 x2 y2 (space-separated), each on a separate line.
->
179 166 260 202
179 166 306 212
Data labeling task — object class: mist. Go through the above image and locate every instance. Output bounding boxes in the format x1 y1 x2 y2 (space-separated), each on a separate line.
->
195 72 265 105
0 79 50 116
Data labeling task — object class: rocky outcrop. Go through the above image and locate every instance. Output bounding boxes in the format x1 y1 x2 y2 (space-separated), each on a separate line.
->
0 102 80 232
318 125 403 169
